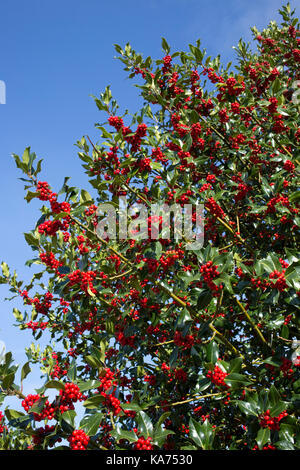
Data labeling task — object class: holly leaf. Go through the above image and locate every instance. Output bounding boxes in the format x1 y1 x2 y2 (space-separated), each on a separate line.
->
189 418 215 450
80 412 103 436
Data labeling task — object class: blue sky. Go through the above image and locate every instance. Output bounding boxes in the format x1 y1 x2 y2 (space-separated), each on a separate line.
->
0 0 299 400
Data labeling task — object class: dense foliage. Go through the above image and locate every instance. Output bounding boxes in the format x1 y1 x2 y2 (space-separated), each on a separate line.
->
0 3 299 450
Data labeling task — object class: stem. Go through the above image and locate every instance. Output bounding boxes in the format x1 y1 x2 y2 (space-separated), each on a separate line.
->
208 323 241 357
157 391 225 408
234 297 269 347
155 340 174 347
69 215 132 267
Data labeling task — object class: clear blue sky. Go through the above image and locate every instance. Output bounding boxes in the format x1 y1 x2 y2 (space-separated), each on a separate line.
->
0 0 298 397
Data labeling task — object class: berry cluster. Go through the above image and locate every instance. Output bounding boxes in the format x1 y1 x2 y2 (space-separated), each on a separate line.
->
269 270 288 291
38 219 70 236
98 368 118 392
174 330 195 349
58 382 83 413
39 251 62 271
25 320 48 332
68 269 97 295
200 261 221 293
174 368 187 382
0 411 4 434
144 374 156 386
21 395 56 422
206 197 225 218
207 366 229 388
134 436 153 450
103 393 122 416
36 181 52 201
49 352 69 379
32 425 57 446
283 160 295 172
280 358 294 378
259 409 288 431
108 116 148 154
68 429 90 450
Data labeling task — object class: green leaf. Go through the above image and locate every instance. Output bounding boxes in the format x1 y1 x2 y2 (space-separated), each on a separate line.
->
183 133 193 151
177 308 192 326
84 355 103 370
60 410 76 432
272 77 281 94
276 440 295 450
256 427 270 450
24 232 39 247
206 341 219 364
224 373 251 389
180 445 198 450
269 401 287 418
263 357 281 368
189 110 200 124
30 396 48 414
80 412 103 436
25 191 39 203
35 159 43 175
21 362 31 383
153 427 175 447
268 385 281 408
236 400 258 417
189 418 214 450
71 205 86 217
87 285 96 297
2 372 15 389
217 273 233 293
67 359 77 382
80 189 93 203
279 424 295 445
1 262 10 277
169 347 178 368
154 412 171 430
22 147 30 166
281 324 289 339
136 411 154 438
13 153 27 172
161 37 170 54
196 377 211 392
90 346 106 367
44 380 65 391
13 308 24 321
111 427 139 443
5 409 25 420
83 394 105 409
155 241 162 260
257 387 269 410
121 402 142 411
77 380 102 392
229 357 243 373
197 290 212 309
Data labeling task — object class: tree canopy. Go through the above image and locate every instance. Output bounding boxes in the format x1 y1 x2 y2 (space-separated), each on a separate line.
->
0 2 299 451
